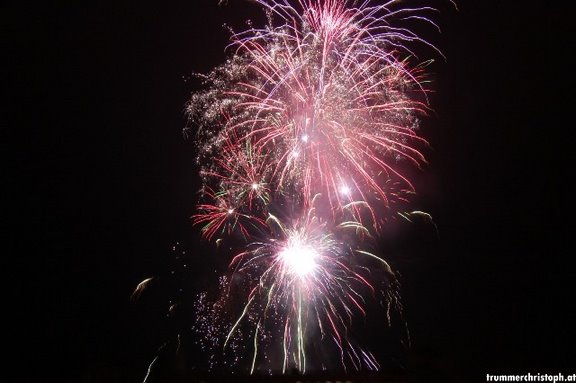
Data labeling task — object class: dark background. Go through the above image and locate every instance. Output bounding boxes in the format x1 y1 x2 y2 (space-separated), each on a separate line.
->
4 0 571 382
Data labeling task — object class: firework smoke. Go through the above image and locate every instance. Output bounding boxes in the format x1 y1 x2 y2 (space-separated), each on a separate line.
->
183 0 443 374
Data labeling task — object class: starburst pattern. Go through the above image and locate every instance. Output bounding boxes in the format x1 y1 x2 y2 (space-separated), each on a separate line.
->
186 0 443 374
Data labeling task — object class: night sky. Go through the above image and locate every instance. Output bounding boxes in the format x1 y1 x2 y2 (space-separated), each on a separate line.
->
5 1 571 382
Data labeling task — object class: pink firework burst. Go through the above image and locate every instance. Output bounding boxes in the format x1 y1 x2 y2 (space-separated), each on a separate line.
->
186 0 444 374
220 201 399 373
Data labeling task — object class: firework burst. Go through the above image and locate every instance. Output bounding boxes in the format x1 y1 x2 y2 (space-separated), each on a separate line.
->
184 0 444 374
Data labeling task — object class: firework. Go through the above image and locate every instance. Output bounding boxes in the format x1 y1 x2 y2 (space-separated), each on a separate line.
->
185 0 443 374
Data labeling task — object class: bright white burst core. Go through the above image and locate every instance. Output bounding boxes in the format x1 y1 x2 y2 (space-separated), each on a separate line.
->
279 239 318 277
339 185 351 196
